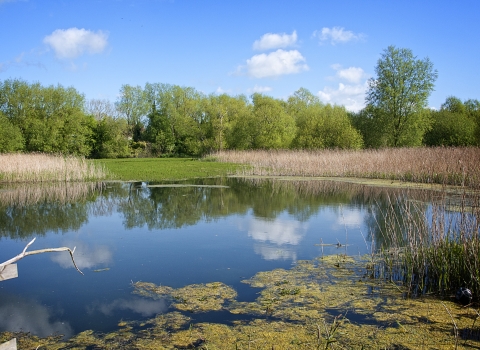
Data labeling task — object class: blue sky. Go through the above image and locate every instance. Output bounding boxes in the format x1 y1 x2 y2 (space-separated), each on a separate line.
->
1 0 479 111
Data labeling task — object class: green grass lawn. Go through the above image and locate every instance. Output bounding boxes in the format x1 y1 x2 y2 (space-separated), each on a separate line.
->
95 158 242 181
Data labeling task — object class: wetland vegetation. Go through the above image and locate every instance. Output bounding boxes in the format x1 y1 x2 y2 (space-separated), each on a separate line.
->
1 44 480 348
0 177 479 348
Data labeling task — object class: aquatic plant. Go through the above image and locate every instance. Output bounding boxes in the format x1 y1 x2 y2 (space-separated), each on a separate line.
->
373 189 480 301
3 253 480 349
210 147 480 188
0 153 106 182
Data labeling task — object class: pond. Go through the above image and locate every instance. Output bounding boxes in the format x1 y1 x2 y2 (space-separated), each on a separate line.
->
0 177 478 348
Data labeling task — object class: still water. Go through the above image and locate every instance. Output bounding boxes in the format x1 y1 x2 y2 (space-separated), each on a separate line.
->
0 177 431 338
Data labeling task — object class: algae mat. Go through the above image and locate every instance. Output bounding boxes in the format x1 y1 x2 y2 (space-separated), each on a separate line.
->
2 254 479 349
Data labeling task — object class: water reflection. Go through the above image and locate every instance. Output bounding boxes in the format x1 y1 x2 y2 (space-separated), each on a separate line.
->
253 244 297 261
0 177 439 241
0 294 73 338
50 241 113 270
88 297 167 317
0 176 454 339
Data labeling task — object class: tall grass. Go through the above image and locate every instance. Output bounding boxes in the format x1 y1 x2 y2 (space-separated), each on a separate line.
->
374 191 480 301
0 153 107 183
211 147 480 188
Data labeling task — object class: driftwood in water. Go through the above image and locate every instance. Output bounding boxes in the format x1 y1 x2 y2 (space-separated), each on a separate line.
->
0 237 83 278
0 264 18 281
0 338 16 350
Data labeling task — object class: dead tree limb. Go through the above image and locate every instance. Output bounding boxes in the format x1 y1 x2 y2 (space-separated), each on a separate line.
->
0 237 83 275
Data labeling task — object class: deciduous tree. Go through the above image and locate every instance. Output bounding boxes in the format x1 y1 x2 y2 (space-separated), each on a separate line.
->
366 46 438 146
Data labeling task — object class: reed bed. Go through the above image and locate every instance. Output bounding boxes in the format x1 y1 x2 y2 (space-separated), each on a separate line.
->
211 147 480 188
374 191 480 301
0 153 107 183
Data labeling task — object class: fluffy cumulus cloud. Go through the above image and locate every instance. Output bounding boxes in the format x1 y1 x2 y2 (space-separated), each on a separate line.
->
43 28 108 59
335 66 366 83
244 49 309 78
253 31 297 51
247 84 272 94
318 82 368 112
318 64 369 112
314 27 364 45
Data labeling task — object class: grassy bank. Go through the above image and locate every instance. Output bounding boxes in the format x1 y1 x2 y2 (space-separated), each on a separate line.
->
211 147 480 188
96 157 241 181
0 153 106 183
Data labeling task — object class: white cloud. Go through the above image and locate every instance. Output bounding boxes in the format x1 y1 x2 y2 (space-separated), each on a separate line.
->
314 27 364 45
43 28 108 59
318 64 369 111
253 31 297 51
243 49 309 78
336 66 366 83
318 82 368 112
247 84 272 94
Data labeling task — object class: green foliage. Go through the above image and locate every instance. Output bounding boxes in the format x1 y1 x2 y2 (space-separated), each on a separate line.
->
424 111 476 146
115 84 149 140
248 93 296 149
0 79 92 156
204 93 250 151
0 112 24 152
90 116 131 158
424 96 478 146
289 89 363 149
366 46 438 147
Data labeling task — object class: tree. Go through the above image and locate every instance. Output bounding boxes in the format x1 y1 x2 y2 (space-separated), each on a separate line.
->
366 46 438 147
249 93 295 149
288 88 363 149
0 112 24 152
116 85 149 141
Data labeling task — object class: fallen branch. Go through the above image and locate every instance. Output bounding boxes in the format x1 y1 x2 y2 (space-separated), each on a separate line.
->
0 237 83 275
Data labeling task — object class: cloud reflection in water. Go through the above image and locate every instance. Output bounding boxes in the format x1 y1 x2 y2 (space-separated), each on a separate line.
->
50 241 113 270
88 297 167 317
0 294 73 338
248 217 308 261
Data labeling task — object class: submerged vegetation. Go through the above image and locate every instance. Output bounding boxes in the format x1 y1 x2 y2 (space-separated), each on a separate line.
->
2 254 479 349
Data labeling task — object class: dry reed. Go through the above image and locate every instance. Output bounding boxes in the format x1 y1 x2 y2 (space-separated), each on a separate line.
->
0 153 107 183
211 147 480 188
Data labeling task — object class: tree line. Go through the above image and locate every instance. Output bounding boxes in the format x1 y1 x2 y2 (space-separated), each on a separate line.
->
1 46 479 157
